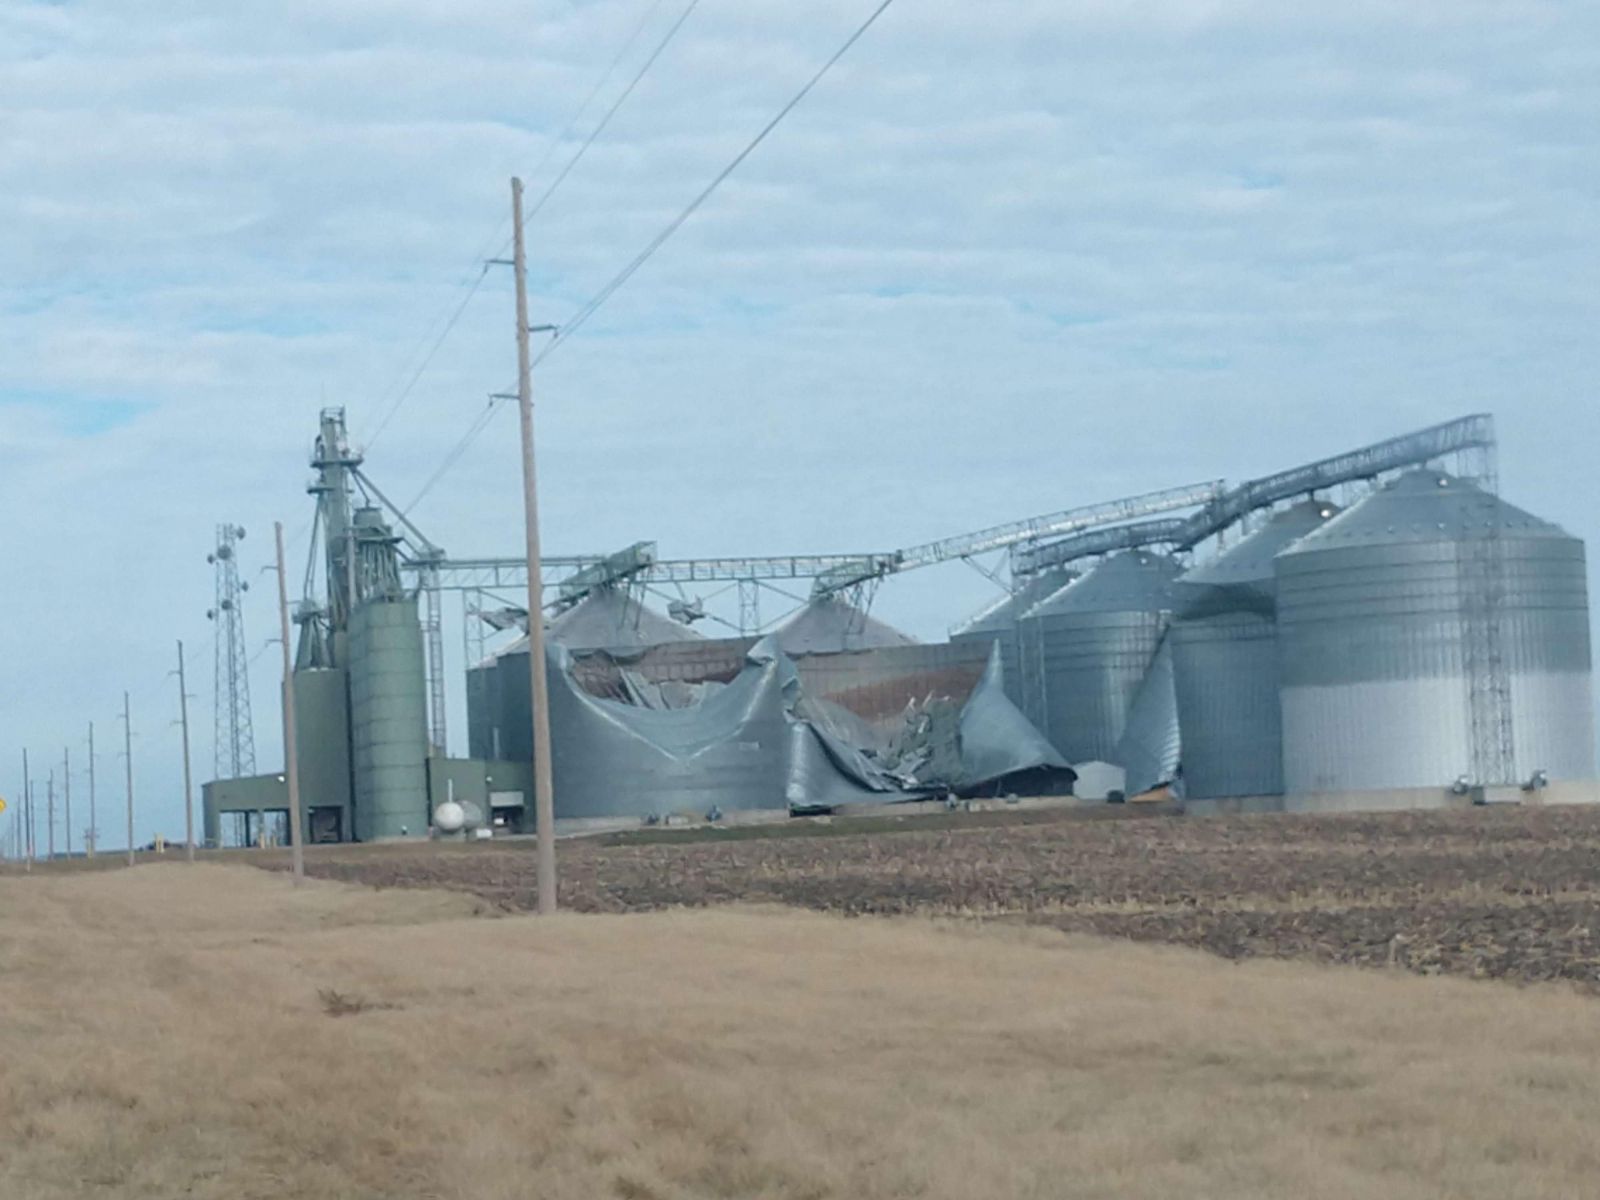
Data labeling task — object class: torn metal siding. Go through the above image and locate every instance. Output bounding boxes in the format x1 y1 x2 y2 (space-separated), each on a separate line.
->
547 644 792 820
1115 635 1181 798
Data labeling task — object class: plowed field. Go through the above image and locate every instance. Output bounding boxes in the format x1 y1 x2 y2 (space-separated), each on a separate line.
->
274 805 1600 990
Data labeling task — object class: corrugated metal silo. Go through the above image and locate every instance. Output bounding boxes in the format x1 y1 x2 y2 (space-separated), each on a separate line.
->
951 569 1076 710
292 667 352 838
1171 501 1338 800
1016 550 1184 763
1276 471 1595 795
348 595 430 839
465 658 495 761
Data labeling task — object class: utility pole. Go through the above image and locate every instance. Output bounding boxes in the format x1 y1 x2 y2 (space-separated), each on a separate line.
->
63 747 71 858
86 723 97 858
122 691 135 868
511 176 557 915
46 770 55 861
176 641 196 861
274 522 305 886
21 748 32 871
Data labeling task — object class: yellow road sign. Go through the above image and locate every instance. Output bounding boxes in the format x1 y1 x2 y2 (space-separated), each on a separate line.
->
0 796 7 814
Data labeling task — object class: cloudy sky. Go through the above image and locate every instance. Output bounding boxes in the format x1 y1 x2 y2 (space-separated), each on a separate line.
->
3 0 1596 848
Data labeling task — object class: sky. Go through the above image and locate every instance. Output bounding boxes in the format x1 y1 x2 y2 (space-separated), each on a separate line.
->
2 0 1597 850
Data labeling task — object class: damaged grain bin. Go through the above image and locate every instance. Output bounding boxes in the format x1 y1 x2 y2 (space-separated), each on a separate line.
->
951 568 1077 714
1016 550 1184 764
474 586 704 765
1171 501 1338 802
1275 471 1595 799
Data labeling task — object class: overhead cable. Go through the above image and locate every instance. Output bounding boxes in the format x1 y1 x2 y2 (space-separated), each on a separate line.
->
536 0 899 366
362 0 677 452
404 397 506 514
507 0 699 245
405 0 899 511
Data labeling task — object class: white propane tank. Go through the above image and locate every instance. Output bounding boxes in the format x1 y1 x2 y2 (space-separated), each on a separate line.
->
433 801 466 834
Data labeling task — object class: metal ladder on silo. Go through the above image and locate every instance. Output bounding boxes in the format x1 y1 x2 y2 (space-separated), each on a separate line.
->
1462 462 1515 789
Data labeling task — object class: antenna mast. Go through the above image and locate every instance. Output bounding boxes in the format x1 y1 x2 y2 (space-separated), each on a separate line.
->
208 523 257 779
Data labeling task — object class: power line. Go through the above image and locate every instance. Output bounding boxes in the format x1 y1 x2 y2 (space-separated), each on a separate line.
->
405 0 900 513
361 0 678 453
520 0 672 209
404 397 507 514
360 263 493 452
507 0 699 243
538 0 900 365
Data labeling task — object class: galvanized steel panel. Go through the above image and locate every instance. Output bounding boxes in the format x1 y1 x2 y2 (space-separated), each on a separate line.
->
1017 551 1183 763
776 597 918 655
1173 612 1284 798
1276 471 1594 792
951 569 1075 714
293 668 352 822
348 597 430 839
1116 635 1181 796
465 663 494 761
549 586 703 651
1171 502 1338 799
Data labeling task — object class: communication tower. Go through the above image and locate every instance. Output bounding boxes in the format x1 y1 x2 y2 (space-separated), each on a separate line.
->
208 523 257 778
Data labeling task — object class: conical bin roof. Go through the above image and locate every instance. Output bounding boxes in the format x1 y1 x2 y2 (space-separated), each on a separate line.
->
1176 500 1339 618
776 596 918 655
1022 550 1183 620
1279 470 1569 555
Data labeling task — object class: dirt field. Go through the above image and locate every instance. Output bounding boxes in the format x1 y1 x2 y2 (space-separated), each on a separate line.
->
5 863 1600 1199
268 804 1600 989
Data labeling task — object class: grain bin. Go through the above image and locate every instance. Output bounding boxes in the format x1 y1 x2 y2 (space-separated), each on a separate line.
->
1016 550 1184 763
1171 501 1338 800
775 596 917 656
951 568 1076 711
1275 471 1594 795
348 594 430 839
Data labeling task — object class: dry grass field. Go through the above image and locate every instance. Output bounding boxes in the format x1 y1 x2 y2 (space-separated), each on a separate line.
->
272 804 1600 988
4 863 1600 1199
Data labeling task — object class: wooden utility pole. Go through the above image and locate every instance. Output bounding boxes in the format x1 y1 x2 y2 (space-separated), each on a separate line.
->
122 691 135 868
20 748 31 871
274 522 305 886
511 176 557 915
46 771 54 861
63 748 71 858
86 723 96 858
177 641 195 861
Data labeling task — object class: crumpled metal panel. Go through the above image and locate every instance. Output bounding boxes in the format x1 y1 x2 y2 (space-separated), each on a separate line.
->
1276 471 1594 791
1116 635 1181 797
785 722 900 810
547 643 791 820
949 642 1072 790
536 635 1071 820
